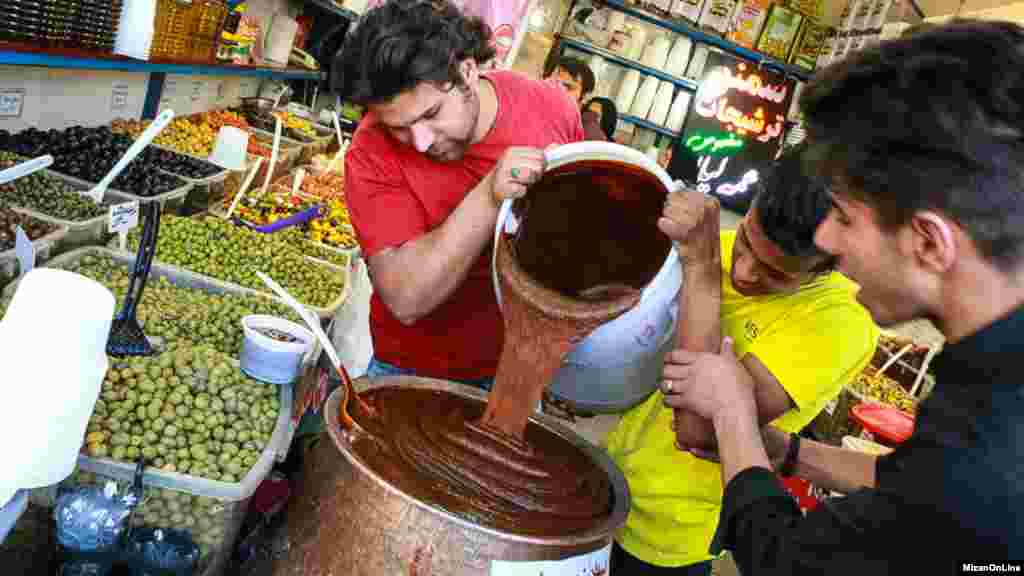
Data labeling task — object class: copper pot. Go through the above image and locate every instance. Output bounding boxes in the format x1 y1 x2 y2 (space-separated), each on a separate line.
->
273 375 630 575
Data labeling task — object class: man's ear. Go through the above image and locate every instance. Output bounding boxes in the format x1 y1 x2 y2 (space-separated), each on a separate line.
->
910 211 958 274
459 58 480 86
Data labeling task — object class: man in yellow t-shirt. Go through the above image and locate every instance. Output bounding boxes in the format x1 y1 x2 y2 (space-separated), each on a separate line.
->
607 144 879 574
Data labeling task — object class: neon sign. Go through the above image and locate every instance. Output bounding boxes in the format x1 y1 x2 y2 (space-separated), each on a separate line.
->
699 62 790 104
685 132 745 155
716 169 760 197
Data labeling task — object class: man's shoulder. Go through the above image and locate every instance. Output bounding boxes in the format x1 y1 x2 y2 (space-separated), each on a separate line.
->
489 69 580 118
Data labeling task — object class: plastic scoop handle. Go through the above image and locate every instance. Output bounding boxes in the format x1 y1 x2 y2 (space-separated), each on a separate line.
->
0 155 53 186
224 156 263 220
255 271 340 370
87 109 174 203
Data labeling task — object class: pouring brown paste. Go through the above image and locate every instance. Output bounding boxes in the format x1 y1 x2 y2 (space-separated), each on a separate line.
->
350 159 670 537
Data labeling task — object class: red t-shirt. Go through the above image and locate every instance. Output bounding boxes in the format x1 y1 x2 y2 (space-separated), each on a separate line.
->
344 70 585 381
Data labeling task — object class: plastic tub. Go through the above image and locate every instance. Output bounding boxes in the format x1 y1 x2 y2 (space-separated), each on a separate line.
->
240 315 314 385
150 146 230 216
62 381 292 576
55 173 194 216
0 226 68 289
7 170 113 252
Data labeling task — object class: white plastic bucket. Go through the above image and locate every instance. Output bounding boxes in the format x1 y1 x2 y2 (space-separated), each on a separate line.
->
240 315 314 385
493 142 683 412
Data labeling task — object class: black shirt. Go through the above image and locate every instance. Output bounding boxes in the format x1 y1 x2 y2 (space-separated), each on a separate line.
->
711 307 1024 575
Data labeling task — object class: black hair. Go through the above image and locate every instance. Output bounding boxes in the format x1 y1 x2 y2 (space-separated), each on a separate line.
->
582 96 618 140
331 0 496 105
545 57 596 97
801 19 1024 271
752 141 835 266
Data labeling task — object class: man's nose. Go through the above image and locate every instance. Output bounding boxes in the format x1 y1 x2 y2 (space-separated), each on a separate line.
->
410 123 434 153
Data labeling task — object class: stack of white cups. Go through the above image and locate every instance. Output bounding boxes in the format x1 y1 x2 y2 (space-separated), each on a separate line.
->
0 269 116 506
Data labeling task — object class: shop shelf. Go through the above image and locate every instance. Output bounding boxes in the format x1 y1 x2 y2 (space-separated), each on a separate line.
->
0 46 324 80
620 114 680 139
601 0 811 81
559 37 699 93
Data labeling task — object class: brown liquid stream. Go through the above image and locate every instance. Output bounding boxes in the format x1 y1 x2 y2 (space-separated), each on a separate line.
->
350 160 670 536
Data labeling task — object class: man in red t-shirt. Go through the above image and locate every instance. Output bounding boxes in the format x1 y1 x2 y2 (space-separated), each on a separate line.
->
332 0 584 388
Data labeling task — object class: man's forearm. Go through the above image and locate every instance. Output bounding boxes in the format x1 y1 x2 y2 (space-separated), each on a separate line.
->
764 428 877 494
677 260 721 351
371 173 499 324
714 401 773 486
673 260 722 447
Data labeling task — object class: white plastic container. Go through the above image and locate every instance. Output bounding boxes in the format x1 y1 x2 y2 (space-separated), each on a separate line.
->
648 81 676 127
241 315 314 385
641 35 673 70
667 91 693 133
209 127 249 172
666 37 694 77
615 70 643 116
630 75 662 119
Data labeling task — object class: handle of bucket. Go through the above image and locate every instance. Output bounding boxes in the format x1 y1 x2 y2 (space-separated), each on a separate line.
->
492 198 515 311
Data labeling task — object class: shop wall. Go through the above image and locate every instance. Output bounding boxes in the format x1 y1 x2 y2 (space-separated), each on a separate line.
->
0 67 148 132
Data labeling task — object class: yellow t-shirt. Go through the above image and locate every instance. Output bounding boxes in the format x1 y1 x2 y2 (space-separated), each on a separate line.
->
605 230 879 567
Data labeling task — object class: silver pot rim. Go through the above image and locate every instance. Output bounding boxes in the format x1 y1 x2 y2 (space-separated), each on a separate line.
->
324 375 631 547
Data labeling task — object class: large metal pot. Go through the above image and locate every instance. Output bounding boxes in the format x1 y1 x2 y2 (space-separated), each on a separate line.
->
273 376 629 575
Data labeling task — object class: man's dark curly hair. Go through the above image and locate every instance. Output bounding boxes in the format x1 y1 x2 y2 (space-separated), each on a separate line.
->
332 0 496 105
801 19 1024 271
750 141 835 268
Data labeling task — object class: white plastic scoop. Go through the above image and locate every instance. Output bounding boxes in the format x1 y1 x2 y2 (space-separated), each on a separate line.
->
0 155 53 186
86 109 175 203
224 156 264 220
259 115 283 196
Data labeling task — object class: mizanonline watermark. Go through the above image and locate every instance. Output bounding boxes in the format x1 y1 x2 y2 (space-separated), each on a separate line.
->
959 563 1024 574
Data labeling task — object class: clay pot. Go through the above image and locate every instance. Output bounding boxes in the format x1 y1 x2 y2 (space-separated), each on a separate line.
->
273 376 629 576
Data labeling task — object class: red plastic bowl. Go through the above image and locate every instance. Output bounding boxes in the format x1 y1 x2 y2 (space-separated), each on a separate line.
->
851 403 915 445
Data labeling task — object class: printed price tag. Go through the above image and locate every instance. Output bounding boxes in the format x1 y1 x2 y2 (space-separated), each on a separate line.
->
109 201 140 234
110 81 130 112
191 80 203 102
216 81 226 102
490 543 611 575
14 226 34 276
0 89 25 118
160 78 178 109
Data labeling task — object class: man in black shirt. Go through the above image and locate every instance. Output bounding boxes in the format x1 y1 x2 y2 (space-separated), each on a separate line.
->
658 20 1024 575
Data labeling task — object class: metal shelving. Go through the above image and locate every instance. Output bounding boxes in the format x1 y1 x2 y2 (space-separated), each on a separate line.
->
601 0 811 81
0 49 324 80
560 37 699 93
620 114 679 139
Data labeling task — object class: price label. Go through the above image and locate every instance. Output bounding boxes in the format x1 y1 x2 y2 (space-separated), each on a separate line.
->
160 78 178 109
110 81 130 112
239 79 253 96
109 201 140 234
14 226 34 276
216 81 226 102
0 89 25 118
490 543 611 575
191 80 203 102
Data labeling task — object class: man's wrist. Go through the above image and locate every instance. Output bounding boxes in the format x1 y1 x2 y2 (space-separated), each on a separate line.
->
681 255 721 281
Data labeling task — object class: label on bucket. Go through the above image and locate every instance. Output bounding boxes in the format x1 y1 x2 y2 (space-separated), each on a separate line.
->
490 543 611 575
